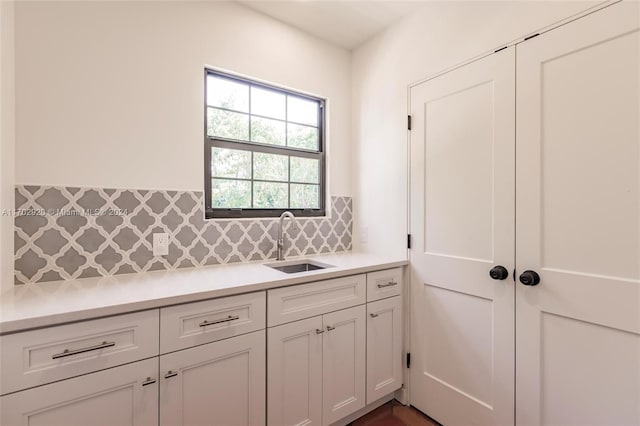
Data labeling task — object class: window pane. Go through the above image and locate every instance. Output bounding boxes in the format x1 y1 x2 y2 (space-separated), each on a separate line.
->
253 152 288 182
288 124 318 150
251 87 285 119
254 182 288 208
251 116 285 146
287 96 318 126
291 184 319 209
207 76 249 112
290 157 319 184
212 179 251 209
208 108 249 140
212 147 251 179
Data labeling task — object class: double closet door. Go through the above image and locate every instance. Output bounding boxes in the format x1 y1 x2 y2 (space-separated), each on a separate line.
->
409 2 639 425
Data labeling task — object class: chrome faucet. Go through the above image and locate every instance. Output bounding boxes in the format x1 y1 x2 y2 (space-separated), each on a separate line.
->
276 211 299 261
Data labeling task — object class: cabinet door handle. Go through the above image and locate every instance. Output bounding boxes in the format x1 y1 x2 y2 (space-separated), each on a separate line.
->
164 371 178 379
370 313 379 318
52 341 116 359
377 280 397 288
199 315 240 327
142 377 157 386
315 328 325 334
326 325 335 331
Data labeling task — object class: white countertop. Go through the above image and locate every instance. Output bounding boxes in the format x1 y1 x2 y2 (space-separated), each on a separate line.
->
0 252 407 334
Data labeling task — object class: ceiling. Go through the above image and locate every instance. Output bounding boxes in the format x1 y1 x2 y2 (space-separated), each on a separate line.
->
238 1 427 50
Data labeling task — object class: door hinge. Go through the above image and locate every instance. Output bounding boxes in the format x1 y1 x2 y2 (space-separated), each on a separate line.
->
523 33 540 42
407 115 412 131
406 352 411 368
407 234 411 249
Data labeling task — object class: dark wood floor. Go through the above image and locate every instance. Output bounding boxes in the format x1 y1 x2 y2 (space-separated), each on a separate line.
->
350 400 441 426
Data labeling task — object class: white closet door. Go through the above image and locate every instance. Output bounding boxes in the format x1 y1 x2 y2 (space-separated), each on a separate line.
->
515 2 640 425
409 48 515 426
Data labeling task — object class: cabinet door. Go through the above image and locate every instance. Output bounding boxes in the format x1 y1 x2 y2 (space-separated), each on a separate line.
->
366 296 402 404
267 316 323 426
515 3 640 425
0 358 158 426
322 305 366 426
160 330 266 426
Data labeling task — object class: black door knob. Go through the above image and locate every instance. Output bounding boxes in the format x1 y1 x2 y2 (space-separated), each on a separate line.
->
519 270 540 286
489 266 509 280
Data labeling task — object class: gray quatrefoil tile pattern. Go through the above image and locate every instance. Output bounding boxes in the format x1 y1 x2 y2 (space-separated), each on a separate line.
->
14 185 352 284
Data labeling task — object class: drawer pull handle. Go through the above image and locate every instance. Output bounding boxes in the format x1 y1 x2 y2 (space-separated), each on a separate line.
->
164 371 178 379
315 328 325 334
377 280 398 288
199 315 240 327
142 377 157 386
52 341 116 359
370 313 379 318
326 325 335 331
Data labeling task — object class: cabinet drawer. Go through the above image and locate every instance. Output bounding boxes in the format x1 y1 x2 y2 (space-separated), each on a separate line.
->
367 268 402 302
160 291 266 353
0 309 159 395
268 275 366 326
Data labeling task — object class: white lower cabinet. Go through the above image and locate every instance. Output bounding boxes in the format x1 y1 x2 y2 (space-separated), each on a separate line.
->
160 330 266 426
366 296 402 404
267 305 366 426
0 357 158 426
1 268 404 426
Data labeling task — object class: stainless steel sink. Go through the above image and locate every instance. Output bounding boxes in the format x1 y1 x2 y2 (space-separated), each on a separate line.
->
266 260 334 274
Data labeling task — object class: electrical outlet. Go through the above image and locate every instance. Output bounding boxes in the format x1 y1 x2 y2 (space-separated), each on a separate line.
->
153 233 169 256
359 226 368 244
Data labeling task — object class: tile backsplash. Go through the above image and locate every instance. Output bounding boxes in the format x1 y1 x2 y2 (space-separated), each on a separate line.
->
14 185 352 284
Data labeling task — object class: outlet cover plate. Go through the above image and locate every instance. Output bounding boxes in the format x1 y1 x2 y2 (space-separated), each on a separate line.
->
153 233 169 256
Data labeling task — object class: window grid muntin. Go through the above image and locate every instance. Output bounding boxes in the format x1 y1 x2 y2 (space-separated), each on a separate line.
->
208 106 319 150
206 73 321 151
208 105 320 130
210 148 321 208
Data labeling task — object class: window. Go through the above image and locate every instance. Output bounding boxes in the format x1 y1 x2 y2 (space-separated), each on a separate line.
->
204 70 325 218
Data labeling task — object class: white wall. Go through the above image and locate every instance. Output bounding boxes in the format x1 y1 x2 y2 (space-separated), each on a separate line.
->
9 0 607 286
14 1 352 197
351 0 602 257
1 0 16 293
